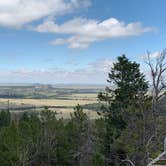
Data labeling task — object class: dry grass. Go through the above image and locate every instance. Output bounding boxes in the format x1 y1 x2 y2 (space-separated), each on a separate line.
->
67 93 97 100
53 108 99 119
0 98 97 107
0 95 99 119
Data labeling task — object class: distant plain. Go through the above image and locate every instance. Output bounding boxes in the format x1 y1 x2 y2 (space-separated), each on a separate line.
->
0 84 105 119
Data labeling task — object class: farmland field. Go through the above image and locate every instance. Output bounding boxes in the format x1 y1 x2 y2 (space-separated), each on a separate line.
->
0 98 97 107
0 84 105 118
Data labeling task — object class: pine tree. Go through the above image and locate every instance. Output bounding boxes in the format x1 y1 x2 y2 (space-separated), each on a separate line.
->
98 55 148 164
0 110 11 129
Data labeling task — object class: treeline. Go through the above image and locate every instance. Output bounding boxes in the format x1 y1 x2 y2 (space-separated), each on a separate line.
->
0 52 166 166
0 106 98 166
0 86 102 99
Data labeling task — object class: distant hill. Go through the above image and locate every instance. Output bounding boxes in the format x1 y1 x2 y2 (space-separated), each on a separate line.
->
0 83 105 99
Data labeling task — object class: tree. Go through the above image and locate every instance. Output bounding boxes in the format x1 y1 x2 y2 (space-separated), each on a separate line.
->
98 55 148 165
69 104 91 165
99 55 148 106
18 112 43 165
71 104 88 126
146 50 166 116
0 122 22 166
145 50 166 164
0 110 11 129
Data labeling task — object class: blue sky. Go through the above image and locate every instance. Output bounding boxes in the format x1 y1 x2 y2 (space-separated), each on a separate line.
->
0 0 165 84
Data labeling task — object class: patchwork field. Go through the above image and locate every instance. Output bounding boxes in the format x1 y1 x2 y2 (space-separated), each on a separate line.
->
0 84 105 119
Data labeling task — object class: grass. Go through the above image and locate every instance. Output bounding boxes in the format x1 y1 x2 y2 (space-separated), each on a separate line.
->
0 98 97 107
0 85 103 119
54 108 99 119
0 97 99 119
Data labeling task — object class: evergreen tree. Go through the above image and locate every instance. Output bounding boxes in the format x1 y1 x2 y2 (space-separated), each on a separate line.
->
0 110 11 129
98 55 148 164
99 55 148 106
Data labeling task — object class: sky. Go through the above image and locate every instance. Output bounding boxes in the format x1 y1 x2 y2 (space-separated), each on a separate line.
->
0 0 165 84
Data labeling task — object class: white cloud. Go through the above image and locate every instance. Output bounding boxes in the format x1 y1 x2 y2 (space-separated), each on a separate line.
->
148 51 161 58
141 51 162 60
0 0 90 28
0 58 113 84
0 1 155 48
35 17 155 48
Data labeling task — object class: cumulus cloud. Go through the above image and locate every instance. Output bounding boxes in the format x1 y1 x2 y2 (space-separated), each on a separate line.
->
35 17 155 48
0 1 155 48
0 0 90 28
0 58 113 84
